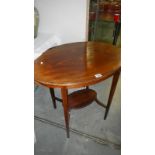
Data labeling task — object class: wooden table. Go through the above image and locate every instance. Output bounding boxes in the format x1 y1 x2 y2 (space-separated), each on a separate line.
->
34 41 121 138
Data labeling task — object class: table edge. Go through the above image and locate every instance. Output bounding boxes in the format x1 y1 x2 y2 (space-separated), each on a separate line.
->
34 68 120 89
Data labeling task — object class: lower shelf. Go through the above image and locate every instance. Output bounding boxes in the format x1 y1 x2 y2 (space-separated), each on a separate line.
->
68 89 97 109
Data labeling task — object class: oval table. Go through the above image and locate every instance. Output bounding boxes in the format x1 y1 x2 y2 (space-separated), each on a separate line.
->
34 41 121 138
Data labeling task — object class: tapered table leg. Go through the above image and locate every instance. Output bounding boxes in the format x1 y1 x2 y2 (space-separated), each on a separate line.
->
61 88 70 138
49 88 57 109
104 69 120 120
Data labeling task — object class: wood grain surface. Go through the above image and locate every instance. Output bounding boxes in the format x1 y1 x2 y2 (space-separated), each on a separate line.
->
34 42 120 88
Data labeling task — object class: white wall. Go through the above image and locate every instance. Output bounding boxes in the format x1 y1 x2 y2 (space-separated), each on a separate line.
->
35 0 88 44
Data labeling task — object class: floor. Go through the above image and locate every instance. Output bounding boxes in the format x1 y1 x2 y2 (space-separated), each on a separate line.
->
34 77 121 155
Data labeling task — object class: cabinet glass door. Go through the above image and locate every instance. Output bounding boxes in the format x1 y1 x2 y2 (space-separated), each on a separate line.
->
88 0 121 46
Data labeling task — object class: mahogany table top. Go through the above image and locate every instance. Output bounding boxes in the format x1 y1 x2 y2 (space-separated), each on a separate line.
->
34 42 120 88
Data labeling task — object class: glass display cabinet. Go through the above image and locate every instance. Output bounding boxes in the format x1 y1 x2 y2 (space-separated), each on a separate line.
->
88 0 121 46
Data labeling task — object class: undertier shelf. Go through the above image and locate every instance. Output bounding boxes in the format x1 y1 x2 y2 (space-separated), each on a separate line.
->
68 89 97 109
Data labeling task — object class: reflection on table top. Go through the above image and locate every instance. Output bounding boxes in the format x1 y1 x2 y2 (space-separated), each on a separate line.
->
34 42 120 88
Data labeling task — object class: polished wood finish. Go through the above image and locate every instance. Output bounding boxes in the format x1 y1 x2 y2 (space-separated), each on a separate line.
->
55 97 62 102
95 98 106 108
49 88 57 109
34 41 120 138
68 89 97 109
104 68 120 120
34 42 120 89
61 88 70 138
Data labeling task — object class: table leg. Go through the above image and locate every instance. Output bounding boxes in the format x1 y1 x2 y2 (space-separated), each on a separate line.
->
104 69 120 120
61 88 70 138
49 88 57 109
